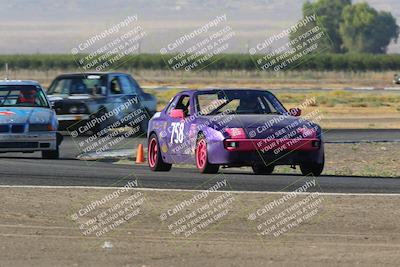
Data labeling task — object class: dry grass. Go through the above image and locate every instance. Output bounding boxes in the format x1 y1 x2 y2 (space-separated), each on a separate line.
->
10 69 400 90
277 143 400 177
133 69 400 89
10 68 400 128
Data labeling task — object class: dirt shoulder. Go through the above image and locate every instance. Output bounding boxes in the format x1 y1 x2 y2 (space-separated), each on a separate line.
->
277 143 400 177
0 187 399 267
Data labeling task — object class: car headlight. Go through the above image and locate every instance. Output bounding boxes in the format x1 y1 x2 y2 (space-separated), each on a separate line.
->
69 105 87 114
69 106 78 114
29 124 55 131
78 106 87 113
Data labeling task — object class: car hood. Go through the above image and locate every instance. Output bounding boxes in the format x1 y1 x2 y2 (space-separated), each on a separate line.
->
199 114 320 138
0 107 53 124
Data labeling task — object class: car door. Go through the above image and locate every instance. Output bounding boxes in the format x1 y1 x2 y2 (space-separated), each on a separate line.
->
127 75 156 115
106 75 142 127
119 74 144 112
157 95 179 149
119 75 151 133
105 75 125 124
118 74 140 107
165 94 192 162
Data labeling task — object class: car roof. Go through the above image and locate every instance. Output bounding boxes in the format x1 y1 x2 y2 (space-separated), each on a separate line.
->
179 88 272 94
55 72 129 77
0 80 41 86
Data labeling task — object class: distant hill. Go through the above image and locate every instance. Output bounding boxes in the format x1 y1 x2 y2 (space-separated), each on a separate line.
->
0 0 398 54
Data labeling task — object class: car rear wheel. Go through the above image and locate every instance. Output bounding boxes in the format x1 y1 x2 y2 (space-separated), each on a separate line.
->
148 134 172 171
252 163 275 175
139 108 150 135
300 157 324 176
196 136 219 174
42 146 60 159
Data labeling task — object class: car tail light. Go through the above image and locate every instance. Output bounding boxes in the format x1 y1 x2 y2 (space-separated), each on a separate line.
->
225 128 247 139
224 140 240 149
311 140 321 148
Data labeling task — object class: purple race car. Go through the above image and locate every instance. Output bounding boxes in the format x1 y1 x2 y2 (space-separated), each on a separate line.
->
147 89 324 176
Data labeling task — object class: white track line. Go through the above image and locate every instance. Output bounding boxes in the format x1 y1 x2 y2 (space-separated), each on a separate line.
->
0 185 399 197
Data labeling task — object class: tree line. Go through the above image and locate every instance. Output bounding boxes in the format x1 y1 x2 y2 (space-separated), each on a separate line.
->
291 0 399 54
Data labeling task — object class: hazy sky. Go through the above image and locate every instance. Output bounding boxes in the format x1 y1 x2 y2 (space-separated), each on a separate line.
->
0 0 398 54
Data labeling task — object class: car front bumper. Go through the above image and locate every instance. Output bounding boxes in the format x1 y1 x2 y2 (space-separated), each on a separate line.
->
223 138 321 152
56 114 91 130
208 138 324 166
0 132 58 152
57 114 90 122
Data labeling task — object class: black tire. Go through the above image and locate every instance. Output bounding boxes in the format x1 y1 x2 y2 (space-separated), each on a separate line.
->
127 108 149 136
148 133 172 172
42 146 60 159
196 135 219 174
93 108 110 135
300 158 324 177
139 112 149 135
252 164 275 175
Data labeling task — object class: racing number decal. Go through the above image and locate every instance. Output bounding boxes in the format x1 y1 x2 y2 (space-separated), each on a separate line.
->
170 122 184 144
0 111 15 116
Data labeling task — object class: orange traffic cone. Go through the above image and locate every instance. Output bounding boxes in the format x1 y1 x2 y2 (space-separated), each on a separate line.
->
136 144 145 164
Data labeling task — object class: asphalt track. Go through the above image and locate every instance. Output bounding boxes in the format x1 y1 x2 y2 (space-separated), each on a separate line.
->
0 129 399 193
323 129 400 143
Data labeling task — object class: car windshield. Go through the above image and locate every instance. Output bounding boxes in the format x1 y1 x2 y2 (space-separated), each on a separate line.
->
196 90 287 115
0 85 49 108
47 75 107 95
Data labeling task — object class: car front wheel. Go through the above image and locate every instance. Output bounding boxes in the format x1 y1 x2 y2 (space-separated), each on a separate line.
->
148 134 172 171
93 108 110 135
196 135 219 174
42 146 60 159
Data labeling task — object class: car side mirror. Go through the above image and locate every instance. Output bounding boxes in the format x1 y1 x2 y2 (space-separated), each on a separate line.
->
170 109 185 119
289 108 302 117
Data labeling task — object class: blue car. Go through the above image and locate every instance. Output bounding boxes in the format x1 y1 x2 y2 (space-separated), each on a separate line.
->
0 80 62 159
147 89 324 175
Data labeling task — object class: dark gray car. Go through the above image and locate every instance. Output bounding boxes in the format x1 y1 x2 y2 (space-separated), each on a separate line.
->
46 72 156 134
394 74 400 84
